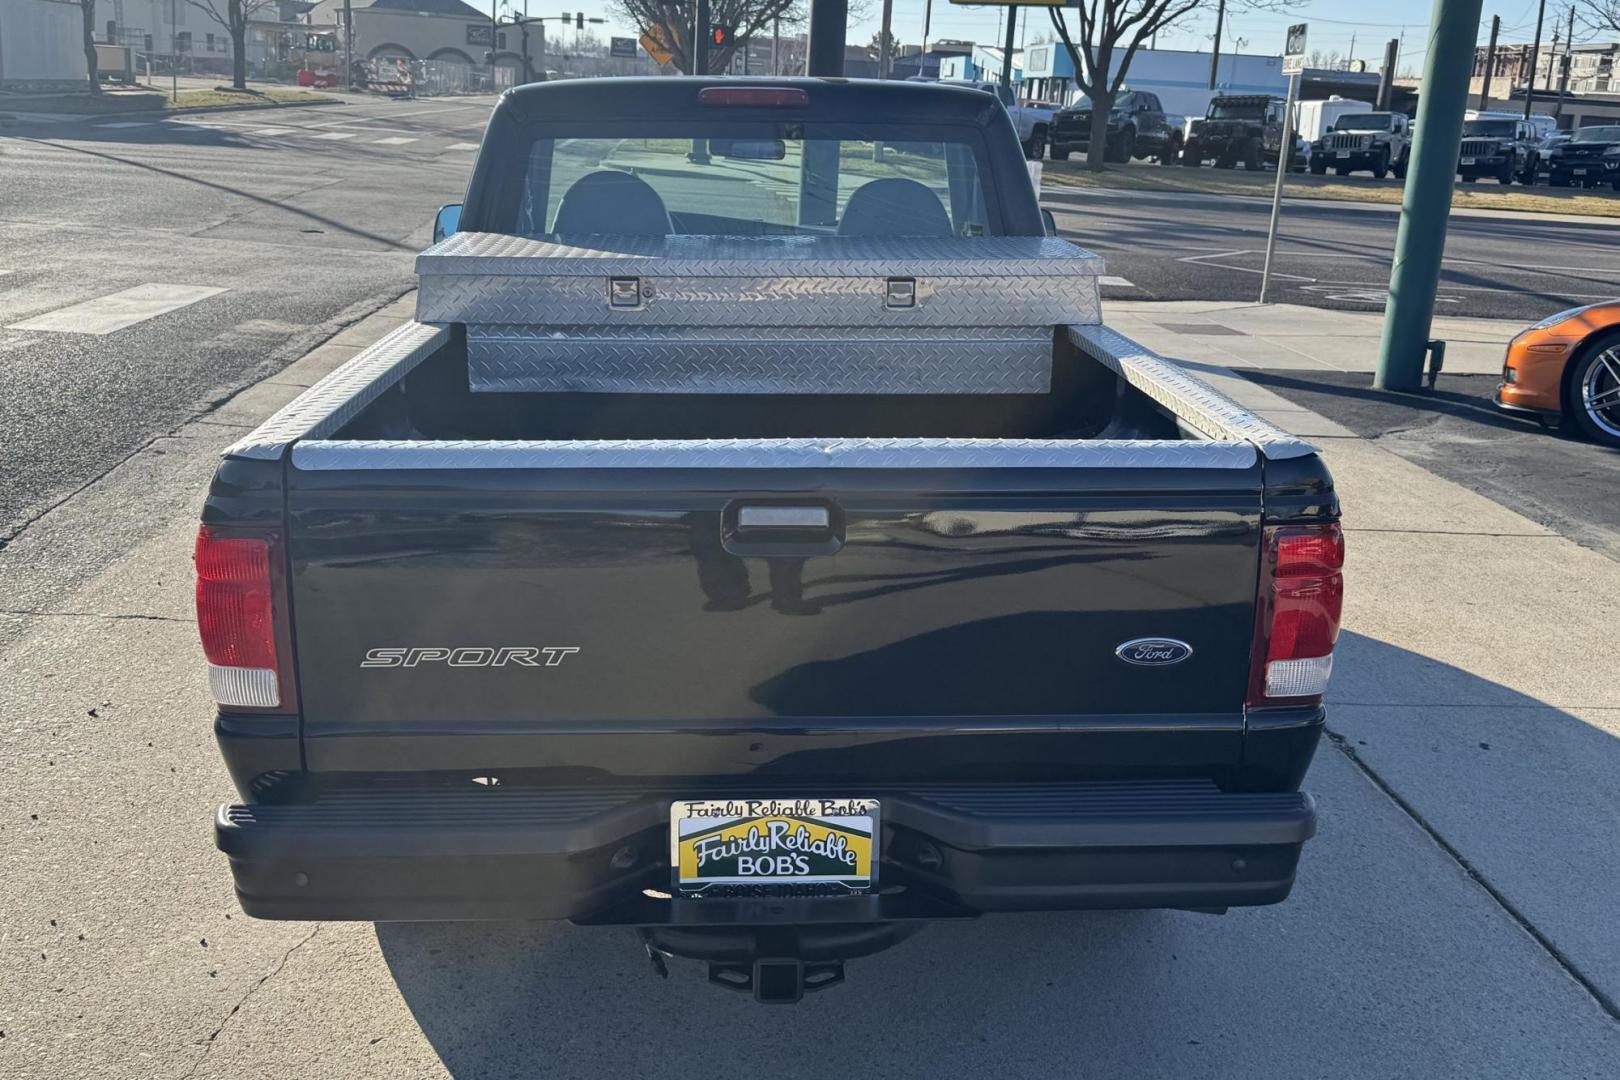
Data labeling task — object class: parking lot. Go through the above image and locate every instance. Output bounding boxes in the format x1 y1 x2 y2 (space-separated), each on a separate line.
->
3 92 1620 1079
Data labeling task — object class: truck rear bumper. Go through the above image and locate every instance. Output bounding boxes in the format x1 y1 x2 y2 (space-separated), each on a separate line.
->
216 779 1317 922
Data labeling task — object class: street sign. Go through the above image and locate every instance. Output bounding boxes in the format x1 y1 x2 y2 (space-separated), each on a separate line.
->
610 36 638 59
1282 23 1307 75
640 27 675 66
466 24 506 49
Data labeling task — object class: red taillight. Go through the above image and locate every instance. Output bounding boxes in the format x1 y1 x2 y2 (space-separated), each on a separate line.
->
1249 524 1345 706
697 87 808 108
195 526 290 709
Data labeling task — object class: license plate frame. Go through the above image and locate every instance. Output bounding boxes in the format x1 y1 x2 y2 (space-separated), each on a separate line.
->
669 798 880 897
1460 156 1476 165
1574 167 1589 176
1336 150 1351 158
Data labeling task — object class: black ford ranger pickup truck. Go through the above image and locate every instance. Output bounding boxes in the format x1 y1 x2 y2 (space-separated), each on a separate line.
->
200 78 1341 1003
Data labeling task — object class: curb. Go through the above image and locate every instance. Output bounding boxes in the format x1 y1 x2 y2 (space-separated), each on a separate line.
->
1040 175 1620 227
0 96 343 126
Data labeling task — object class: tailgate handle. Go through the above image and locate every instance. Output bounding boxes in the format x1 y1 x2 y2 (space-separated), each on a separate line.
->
724 502 843 557
736 506 830 530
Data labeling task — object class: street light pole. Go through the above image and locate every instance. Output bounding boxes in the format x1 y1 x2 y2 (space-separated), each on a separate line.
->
1373 0 1487 390
1001 5 1016 88
170 0 178 102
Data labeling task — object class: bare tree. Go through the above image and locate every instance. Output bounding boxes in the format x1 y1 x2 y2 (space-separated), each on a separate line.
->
187 0 276 90
613 0 802 74
1578 0 1620 35
1048 0 1203 171
78 0 101 97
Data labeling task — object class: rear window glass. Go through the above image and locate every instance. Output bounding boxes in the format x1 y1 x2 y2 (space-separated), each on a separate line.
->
494 123 996 238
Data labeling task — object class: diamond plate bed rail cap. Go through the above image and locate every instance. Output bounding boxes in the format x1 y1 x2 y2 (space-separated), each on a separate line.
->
223 321 450 461
291 437 1257 472
415 233 1107 278
1066 324 1319 460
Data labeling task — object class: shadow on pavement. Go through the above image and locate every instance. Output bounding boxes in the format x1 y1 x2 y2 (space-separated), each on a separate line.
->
372 630 1620 1078
1237 368 1620 559
19 136 416 251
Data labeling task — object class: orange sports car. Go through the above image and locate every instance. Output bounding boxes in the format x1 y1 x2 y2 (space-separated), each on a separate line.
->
1496 301 1620 447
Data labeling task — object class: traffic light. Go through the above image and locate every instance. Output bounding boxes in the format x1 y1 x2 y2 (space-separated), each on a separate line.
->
576 13 585 29
711 25 733 48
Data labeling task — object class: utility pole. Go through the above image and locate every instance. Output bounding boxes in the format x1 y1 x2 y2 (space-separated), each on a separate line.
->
1208 0 1226 90
1524 0 1546 118
806 0 847 76
1377 37 1399 109
879 0 893 77
1555 5 1574 119
1001 5 1016 87
343 0 352 90
1478 14 1499 109
1348 31 1357 68
1374 0 1486 391
921 0 932 62
695 0 711 74
489 0 498 86
772 16 779 76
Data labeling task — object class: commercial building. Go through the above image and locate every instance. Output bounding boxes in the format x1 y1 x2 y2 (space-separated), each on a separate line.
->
92 0 239 75
305 0 527 86
1022 43 1283 113
1 0 87 90
939 44 1020 84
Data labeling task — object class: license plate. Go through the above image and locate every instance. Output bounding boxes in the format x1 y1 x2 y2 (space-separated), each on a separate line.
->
1460 156 1476 165
1337 150 1351 158
1574 168 1588 175
671 798 878 896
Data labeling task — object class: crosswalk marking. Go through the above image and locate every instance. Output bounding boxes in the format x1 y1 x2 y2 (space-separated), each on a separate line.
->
1099 275 1137 288
445 142 480 151
312 131 357 141
246 127 295 137
372 136 418 145
97 121 154 129
7 283 227 335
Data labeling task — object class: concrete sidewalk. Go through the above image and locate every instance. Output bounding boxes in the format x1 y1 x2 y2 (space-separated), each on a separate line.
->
1141 316 1620 1020
1107 299 1517 376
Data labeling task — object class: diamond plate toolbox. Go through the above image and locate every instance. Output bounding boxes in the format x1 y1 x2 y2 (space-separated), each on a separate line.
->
414 234 1106 395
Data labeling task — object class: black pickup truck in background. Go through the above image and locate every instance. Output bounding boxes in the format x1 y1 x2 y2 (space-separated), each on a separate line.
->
1049 90 1183 163
200 78 1341 1004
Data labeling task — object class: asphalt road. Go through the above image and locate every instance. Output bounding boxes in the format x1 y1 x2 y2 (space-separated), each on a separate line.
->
0 95 494 542
1044 179 1620 322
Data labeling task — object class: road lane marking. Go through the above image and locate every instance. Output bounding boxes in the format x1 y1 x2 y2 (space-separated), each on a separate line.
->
445 142 480 151
1099 275 1136 288
6 284 227 335
97 121 154 128
248 127 295 137
312 131 357 140
372 136 418 145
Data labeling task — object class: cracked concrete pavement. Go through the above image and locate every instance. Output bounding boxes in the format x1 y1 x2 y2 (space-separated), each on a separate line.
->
3 296 1619 1078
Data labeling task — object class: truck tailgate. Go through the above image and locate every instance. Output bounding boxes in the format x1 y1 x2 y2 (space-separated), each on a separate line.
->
286 451 1263 771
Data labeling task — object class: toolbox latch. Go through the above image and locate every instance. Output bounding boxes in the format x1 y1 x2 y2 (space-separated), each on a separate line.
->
884 277 917 309
609 276 645 309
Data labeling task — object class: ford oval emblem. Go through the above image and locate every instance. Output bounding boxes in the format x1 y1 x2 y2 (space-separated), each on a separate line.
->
1115 638 1194 667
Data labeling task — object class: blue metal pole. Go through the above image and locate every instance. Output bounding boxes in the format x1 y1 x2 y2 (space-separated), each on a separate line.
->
1373 0 1486 390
